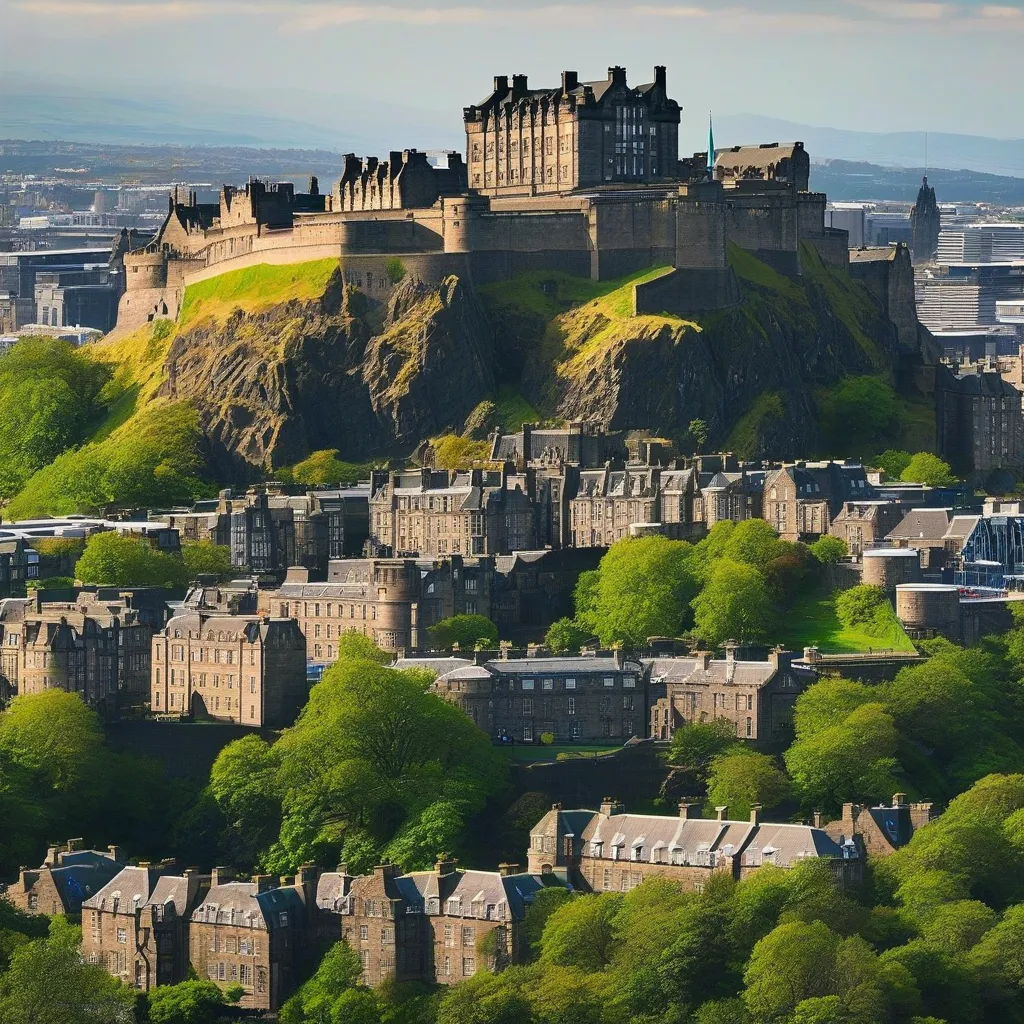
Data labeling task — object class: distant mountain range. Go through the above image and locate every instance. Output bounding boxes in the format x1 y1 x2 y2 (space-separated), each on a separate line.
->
811 160 1024 205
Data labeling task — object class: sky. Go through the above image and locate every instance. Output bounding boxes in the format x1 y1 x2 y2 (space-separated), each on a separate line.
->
2 0 1021 153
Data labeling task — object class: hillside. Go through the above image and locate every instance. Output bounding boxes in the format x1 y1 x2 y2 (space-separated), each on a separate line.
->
3 248 934 515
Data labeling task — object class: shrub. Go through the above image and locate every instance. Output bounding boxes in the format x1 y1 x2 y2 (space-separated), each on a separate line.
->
385 257 408 284
810 536 848 564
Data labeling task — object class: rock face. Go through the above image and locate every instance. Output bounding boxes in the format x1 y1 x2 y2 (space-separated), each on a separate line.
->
159 270 494 477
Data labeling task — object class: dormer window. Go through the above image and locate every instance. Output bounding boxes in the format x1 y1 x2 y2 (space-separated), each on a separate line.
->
426 897 439 915
590 841 603 858
447 897 461 916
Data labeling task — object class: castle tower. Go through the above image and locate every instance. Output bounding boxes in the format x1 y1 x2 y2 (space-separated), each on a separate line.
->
910 176 940 263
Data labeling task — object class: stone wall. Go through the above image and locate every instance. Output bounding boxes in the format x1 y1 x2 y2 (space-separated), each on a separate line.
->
633 266 741 316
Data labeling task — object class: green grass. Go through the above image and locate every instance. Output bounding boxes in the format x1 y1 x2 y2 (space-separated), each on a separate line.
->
177 258 340 328
504 744 619 763
779 588 916 654
727 243 806 303
493 387 543 432
724 391 786 459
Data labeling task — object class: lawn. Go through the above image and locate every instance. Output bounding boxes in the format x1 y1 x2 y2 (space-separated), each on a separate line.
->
779 588 916 654
503 744 619 763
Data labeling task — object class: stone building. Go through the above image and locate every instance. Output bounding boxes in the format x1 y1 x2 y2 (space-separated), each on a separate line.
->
764 462 874 543
81 864 207 990
188 867 320 1012
713 142 811 192
8 841 124 916
431 651 647 745
829 501 907 558
822 793 934 859
150 611 306 727
316 861 558 987
464 66 680 197
0 538 34 598
0 591 153 718
910 176 941 262
369 468 535 558
527 800 861 891
648 648 815 746
257 557 493 659
334 150 466 211
884 507 956 570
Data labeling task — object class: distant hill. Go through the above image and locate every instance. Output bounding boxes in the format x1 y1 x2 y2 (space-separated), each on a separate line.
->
810 160 1024 205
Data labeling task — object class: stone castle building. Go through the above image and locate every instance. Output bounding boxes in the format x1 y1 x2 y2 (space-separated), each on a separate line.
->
150 611 306 727
527 800 861 891
115 65 870 342
464 67 680 196
9 841 125 917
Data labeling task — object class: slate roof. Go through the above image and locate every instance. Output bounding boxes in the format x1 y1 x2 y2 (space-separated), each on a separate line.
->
886 508 954 544
41 851 123 913
83 866 194 917
192 881 304 931
394 656 472 677
945 515 981 542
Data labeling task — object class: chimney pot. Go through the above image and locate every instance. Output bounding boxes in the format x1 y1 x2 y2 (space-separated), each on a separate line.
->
813 811 823 828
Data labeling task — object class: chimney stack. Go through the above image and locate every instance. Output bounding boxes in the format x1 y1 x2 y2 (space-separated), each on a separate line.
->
107 845 125 863
434 859 457 877
715 805 729 822
498 863 520 877
678 801 699 820
893 793 908 807
211 866 233 887
813 811 823 829
749 804 762 826
600 798 625 817
561 71 579 93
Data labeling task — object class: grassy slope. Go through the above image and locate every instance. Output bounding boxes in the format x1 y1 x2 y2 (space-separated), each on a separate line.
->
780 588 916 654
9 261 341 516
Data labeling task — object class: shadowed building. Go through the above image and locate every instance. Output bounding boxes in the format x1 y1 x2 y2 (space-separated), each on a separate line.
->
9 841 125 916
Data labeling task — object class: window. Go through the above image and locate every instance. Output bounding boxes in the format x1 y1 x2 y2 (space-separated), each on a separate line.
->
462 926 474 947
117 928 127 943
542 678 553 690
443 955 451 976
462 957 476 976
565 677 576 690
623 675 636 688
567 697 575 716
521 678 534 690
444 924 454 946
360 925 368 940
239 964 251 985
604 676 615 688
523 723 534 743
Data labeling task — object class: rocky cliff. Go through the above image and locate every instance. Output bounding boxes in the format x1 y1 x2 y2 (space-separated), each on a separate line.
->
83 245 931 485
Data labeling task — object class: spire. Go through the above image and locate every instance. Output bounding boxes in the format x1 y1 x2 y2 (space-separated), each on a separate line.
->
707 112 715 180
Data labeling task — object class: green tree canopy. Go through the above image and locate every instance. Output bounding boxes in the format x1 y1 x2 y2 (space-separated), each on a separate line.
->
428 614 499 650
74 532 188 588
810 535 848 564
707 751 792 821
544 618 594 655
901 452 957 487
181 541 232 581
288 449 369 486
587 536 698 646
692 559 776 646
146 980 226 1024
875 449 913 481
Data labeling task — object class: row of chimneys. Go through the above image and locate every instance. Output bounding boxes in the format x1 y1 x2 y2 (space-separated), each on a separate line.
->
598 797 767 825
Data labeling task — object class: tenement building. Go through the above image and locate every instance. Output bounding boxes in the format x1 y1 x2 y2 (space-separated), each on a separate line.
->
648 647 815 746
151 611 306 727
369 468 535 558
464 66 681 196
528 800 861 891
822 793 934 859
9 841 125 916
430 651 647 744
188 867 320 1012
763 461 874 543
82 864 208 990
257 557 493 658
317 861 559 987
0 591 152 719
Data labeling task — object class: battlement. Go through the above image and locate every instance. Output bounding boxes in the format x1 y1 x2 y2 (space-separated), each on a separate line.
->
333 149 466 212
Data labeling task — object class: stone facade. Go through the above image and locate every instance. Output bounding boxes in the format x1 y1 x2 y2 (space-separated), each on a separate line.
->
0 592 152 718
369 468 535 558
431 652 647 745
528 801 861 891
335 150 466 211
829 501 907 558
465 67 680 197
648 648 815 746
151 611 306 727
188 867 319 1012
910 177 941 263
8 841 124 916
257 557 493 657
81 864 207 990
317 861 558 987
822 793 934 858
764 462 874 543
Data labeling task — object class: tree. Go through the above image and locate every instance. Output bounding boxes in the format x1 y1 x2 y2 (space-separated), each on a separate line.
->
268 658 508 872
520 888 574 959
707 751 791 821
784 703 901 813
539 893 620 972
208 735 282 869
721 519 783 570
279 941 365 1024
692 559 776 646
810 536 848 564
667 719 740 779
289 449 366 486
572 570 600 633
181 541 231 581
428 614 499 650
588 537 698 646
74 532 188 588
147 980 226 1024
835 585 892 631
792 680 876 742
335 631 392 666
900 453 956 487
0 916 135 1024
743 920 839 1020
544 618 593 654
875 450 913 481
689 418 710 453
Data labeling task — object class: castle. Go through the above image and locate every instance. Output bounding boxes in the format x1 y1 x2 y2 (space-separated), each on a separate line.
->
117 66 881 339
